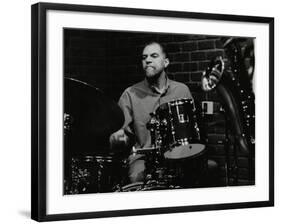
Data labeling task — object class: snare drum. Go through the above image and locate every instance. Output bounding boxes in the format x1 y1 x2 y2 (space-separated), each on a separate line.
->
155 98 203 159
116 181 179 192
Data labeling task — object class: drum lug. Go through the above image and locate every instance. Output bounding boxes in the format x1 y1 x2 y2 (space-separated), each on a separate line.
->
178 138 189 146
161 118 168 128
178 114 188 123
112 184 123 192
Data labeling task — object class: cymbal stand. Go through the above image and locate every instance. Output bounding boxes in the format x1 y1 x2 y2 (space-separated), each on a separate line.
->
224 111 238 186
144 113 166 185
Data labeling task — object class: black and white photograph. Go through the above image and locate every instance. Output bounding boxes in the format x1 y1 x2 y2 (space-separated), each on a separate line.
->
30 2 274 222
63 30 256 195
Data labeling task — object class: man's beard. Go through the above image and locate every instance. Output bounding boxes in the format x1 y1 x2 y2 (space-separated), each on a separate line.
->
145 70 162 85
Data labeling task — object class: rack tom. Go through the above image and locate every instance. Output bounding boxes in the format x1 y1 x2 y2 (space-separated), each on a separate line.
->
155 98 204 159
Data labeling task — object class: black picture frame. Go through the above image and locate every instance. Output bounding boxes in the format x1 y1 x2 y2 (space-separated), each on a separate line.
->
31 2 274 222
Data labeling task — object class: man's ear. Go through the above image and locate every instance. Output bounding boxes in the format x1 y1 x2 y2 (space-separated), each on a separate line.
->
164 58 170 68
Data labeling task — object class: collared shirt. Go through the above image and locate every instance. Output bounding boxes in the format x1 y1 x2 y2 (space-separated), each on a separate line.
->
118 77 193 149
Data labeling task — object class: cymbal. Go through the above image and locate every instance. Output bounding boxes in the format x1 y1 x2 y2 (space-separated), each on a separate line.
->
64 77 124 156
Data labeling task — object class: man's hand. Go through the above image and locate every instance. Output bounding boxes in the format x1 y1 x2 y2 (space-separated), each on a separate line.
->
109 129 129 148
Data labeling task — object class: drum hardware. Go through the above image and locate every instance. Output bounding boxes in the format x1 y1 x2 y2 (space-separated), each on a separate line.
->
201 105 239 186
177 138 189 146
138 98 207 189
131 146 162 164
178 114 188 123
168 103 177 145
146 113 162 149
129 145 182 191
115 181 181 192
116 161 182 192
219 109 239 186
65 155 129 194
63 113 73 134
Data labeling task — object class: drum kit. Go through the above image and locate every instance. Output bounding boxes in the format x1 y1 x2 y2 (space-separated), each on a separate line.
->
64 78 206 194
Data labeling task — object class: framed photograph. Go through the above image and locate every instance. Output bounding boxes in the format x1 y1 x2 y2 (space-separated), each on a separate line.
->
31 2 274 222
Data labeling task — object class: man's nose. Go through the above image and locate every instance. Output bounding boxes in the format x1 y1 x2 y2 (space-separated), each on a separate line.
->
145 57 152 63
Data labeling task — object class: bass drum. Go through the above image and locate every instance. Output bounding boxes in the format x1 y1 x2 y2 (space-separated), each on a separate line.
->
116 181 180 192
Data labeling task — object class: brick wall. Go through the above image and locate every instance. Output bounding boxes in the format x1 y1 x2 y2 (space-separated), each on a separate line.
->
64 29 254 186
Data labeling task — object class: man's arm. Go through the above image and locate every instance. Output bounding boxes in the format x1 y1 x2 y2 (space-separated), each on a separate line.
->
110 89 135 148
184 84 193 100
118 89 134 133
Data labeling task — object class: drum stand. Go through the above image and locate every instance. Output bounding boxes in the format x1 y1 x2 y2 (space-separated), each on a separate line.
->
224 113 239 186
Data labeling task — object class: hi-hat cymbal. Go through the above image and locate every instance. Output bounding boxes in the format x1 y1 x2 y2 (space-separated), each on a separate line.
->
64 77 124 156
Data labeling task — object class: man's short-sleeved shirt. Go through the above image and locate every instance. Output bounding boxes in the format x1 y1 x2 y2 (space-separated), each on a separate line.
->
118 77 193 148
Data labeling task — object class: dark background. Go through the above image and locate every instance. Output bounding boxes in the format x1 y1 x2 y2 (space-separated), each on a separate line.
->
64 28 254 186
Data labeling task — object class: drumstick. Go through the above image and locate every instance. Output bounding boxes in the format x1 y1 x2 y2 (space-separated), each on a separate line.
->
132 146 158 155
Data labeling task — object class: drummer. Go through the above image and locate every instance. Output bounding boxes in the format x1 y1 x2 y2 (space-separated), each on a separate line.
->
110 41 193 183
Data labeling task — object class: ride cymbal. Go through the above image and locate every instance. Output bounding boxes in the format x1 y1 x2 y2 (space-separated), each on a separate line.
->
64 77 124 156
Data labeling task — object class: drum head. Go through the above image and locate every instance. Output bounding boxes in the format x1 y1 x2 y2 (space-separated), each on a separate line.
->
117 181 176 192
164 143 205 159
